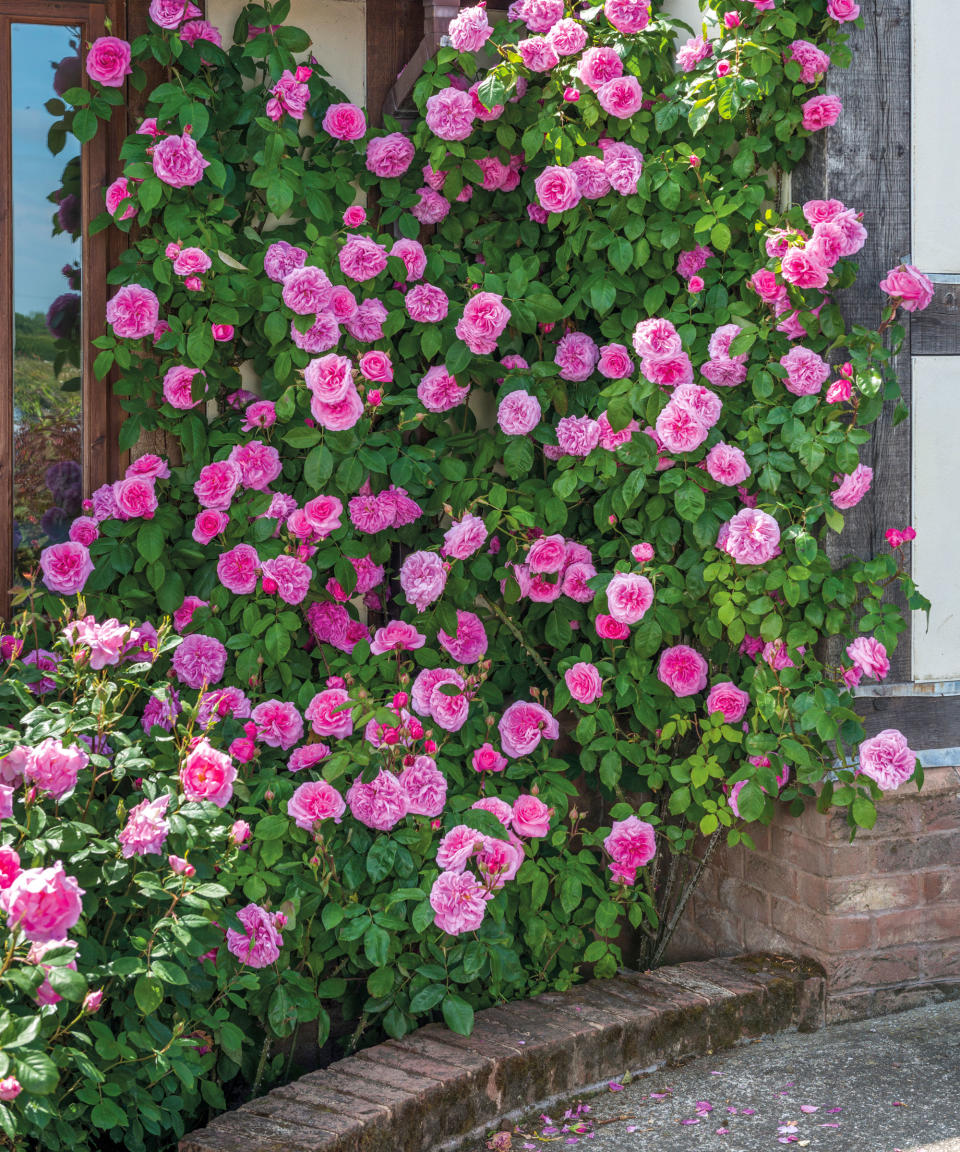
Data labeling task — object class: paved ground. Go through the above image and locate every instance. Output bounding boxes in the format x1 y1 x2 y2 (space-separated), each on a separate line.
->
471 1001 960 1152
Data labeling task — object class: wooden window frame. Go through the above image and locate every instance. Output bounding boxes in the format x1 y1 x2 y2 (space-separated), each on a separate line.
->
0 0 127 616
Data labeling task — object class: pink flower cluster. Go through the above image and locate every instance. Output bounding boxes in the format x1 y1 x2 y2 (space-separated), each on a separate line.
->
511 537 597 605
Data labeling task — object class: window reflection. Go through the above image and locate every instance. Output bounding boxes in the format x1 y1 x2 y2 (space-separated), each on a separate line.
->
11 23 83 557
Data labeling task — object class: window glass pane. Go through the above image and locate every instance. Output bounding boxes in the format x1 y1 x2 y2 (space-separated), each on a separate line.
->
11 23 83 559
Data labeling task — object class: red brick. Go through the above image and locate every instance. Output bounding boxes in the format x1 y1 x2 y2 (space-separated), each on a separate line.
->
922 941 960 980
798 872 920 915
873 905 960 948
876 832 960 873
828 947 923 991
921 870 960 903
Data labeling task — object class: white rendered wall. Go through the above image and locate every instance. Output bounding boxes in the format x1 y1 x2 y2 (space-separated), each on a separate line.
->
911 357 960 682
912 0 960 273
207 0 366 106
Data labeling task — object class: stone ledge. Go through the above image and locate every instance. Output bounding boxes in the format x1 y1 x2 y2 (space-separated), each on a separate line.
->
179 953 825 1152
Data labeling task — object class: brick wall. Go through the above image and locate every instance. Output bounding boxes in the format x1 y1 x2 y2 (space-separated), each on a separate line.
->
667 766 960 1022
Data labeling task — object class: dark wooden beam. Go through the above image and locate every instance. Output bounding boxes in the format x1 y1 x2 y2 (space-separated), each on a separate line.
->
910 283 960 355
365 0 424 127
856 693 960 749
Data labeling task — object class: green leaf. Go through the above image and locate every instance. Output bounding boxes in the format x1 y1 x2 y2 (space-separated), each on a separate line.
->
133 975 163 1016
852 795 877 829
409 983 446 1013
15 1050 59 1094
733 781 765 822
186 323 215 369
363 924 390 968
255 814 289 840
72 107 99 143
91 1099 128 1129
137 520 165 564
675 482 706 522
441 994 474 1036
267 986 297 1038
711 222 732 252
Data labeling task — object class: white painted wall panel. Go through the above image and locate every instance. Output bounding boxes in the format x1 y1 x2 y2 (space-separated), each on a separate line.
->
912 0 960 273
662 0 704 34
912 357 960 681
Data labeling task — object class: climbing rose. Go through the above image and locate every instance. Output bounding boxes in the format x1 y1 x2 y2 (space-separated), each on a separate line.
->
180 740 236 808
418 366 470 412
706 443 751 486
251 701 303 749
847 636 890 681
721 508 782 565
399 756 448 817
658 645 708 697
288 781 346 829
780 346 830 395
555 332 599 381
24 739 88 800
534 166 581 213
425 87 475 140
556 415 601 456
105 176 136 220
705 682 750 723
879 264 935 313
172 634 227 689
676 35 712 71
604 816 656 884
597 75 643 118
151 132 209 187
106 284 159 339
261 556 312 604
802 94 843 131
226 904 283 968
604 0 650 32
400 551 447 611
472 743 507 773
827 0 859 20
438 610 488 663
498 701 559 758
448 4 492 51
577 45 622 89
217 544 260 594
149 0 202 28
322 102 366 140
40 541 94 594
370 621 427 655
346 769 408 831
118 794 171 858
430 870 489 935
565 662 603 704
832 463 873 509
606 572 654 624
858 729 916 790
85 36 132 86
512 794 554 837
549 18 588 54
1 863 84 943
443 514 488 560
498 390 541 435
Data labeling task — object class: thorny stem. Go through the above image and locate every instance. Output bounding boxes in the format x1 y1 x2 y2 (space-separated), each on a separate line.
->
651 827 724 969
475 594 558 688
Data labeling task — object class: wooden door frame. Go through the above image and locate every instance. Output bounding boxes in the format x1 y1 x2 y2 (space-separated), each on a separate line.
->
0 0 126 617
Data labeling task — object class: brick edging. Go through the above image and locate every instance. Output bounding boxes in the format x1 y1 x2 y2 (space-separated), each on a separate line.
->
180 953 826 1152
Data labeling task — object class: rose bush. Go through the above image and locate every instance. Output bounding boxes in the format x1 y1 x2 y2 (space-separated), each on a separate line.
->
0 0 934 1147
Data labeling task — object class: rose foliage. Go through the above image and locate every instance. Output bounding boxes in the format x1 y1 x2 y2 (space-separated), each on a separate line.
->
0 0 934 1148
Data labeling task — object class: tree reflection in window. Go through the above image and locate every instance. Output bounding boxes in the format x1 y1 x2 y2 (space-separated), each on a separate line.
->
12 24 83 559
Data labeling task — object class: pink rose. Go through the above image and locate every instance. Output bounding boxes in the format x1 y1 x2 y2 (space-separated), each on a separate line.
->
632 317 681 358
598 343 634 379
498 390 541 435
556 415 601 456
163 365 205 410
658 645 708 697
390 237 426 282
40 541 93 594
597 75 644 119
832 463 873 510
802 94 843 132
596 614 630 641
448 4 492 52
180 739 236 807
642 351 694 387
826 0 859 20
858 729 915 790
631 542 654 563
456 291 510 354
369 621 426 655
472 743 508 773
847 636 889 681
512 794 554 838
654 402 708 454
602 140 644 194
604 0 650 32
721 507 781 564
148 0 201 27
347 769 408 831
193 508 229 545
24 738 87 800
518 36 559 72
1 863 84 942
305 689 353 739
62 616 129 668
105 176 136 220
172 633 226 689
577 46 622 90
264 241 307 283
438 609 488 663
112 476 157 520
706 442 751 486
85 36 132 87
705 682 750 722
606 572 654 624
555 332 599 381
604 816 655 884
152 132 209 187
288 780 346 829
442 514 488 560
418 366 470 413
118 794 171 858
425 87 475 141
430 870 489 934
251 700 303 749
226 903 283 968
0 1078 20 1103
287 744 330 773
565 661 603 704
194 460 241 510
68 516 99 546
399 755 447 817
879 264 935 313
106 284 159 339
339 235 388 283
527 534 566 574
676 35 713 71
534 166 581 213
498 700 559 758
549 19 588 55
322 103 367 140
343 205 366 227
